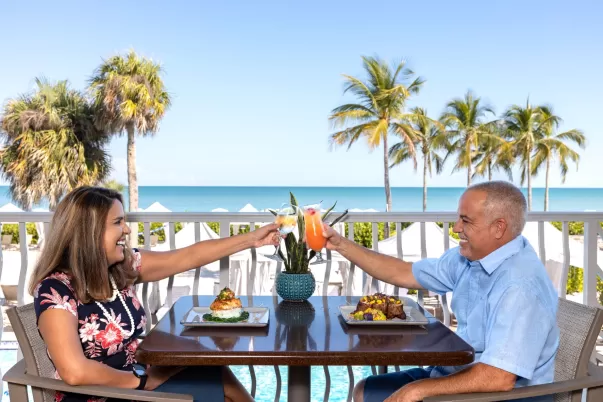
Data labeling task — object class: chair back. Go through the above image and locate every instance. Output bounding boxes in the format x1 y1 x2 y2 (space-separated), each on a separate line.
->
554 298 603 402
7 304 57 402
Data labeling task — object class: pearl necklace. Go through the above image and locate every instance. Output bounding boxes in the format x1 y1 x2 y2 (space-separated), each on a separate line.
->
94 275 135 338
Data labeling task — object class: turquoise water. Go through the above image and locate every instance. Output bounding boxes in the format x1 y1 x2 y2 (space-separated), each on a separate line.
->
0 349 405 402
1 185 600 212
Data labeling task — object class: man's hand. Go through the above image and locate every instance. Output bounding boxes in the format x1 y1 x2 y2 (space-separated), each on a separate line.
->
384 383 423 402
249 223 281 248
322 223 345 251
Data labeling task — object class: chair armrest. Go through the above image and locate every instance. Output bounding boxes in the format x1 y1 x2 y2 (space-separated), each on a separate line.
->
3 360 192 402
424 368 603 402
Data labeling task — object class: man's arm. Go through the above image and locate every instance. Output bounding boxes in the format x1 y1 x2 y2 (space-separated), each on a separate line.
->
324 226 424 290
388 363 515 402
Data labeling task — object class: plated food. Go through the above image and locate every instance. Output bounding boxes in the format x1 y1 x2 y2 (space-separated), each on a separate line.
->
204 287 250 323
350 292 406 321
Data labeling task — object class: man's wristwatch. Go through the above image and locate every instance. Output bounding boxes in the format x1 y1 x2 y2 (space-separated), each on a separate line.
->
132 364 148 390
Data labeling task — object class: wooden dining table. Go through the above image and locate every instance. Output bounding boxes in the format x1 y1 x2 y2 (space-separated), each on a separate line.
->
135 295 474 402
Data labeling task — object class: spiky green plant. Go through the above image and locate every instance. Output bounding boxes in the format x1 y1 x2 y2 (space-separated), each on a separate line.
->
269 192 348 274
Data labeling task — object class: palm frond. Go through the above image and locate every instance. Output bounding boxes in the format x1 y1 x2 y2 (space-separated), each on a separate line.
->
329 121 378 151
556 129 586 148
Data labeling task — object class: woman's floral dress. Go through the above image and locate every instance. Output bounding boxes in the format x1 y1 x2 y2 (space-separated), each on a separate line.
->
33 250 147 402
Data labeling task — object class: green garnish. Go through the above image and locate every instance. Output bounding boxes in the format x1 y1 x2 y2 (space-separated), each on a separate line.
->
202 311 250 323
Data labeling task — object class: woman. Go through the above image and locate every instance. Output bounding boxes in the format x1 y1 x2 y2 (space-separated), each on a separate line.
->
30 186 279 402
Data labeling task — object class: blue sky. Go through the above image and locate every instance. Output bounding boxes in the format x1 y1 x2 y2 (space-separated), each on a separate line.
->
0 0 601 187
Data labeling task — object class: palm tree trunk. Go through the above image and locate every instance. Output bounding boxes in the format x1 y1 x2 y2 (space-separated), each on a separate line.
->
383 135 392 238
544 156 550 211
466 135 472 187
488 162 492 181
527 156 532 211
423 153 428 212
126 124 138 212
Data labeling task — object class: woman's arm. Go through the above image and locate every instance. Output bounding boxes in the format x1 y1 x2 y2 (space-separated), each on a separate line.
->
38 309 141 388
39 309 183 390
136 223 279 283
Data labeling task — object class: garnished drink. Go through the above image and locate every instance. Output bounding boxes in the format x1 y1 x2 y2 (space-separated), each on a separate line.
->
303 203 329 264
264 204 298 262
275 215 297 235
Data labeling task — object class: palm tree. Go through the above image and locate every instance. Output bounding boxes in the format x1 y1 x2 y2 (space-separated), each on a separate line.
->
102 179 126 195
532 107 585 211
389 108 446 211
472 121 514 182
89 50 171 212
440 90 496 186
329 56 424 235
0 78 111 209
503 99 548 210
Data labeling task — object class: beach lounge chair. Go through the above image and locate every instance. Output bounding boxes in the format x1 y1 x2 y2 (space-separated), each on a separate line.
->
2 234 14 250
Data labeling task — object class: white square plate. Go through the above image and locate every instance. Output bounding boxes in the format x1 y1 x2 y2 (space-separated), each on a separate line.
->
181 307 270 327
339 305 429 326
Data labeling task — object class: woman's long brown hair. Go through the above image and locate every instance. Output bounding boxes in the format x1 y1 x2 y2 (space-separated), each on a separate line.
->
28 186 138 303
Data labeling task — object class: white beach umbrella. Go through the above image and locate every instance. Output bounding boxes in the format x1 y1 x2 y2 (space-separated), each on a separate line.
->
239 203 258 213
0 203 23 213
140 202 172 247
0 203 24 225
232 204 260 233
143 201 171 213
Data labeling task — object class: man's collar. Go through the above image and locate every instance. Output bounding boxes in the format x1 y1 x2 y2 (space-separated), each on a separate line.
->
472 235 524 274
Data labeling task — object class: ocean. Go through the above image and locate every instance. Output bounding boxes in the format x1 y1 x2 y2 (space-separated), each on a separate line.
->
0 186 601 212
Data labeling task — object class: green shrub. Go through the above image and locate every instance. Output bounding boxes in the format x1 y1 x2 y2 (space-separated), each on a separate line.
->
564 267 603 306
435 222 460 240
137 222 183 244
550 221 603 236
1 223 39 244
343 222 404 248
208 222 219 235
566 266 583 294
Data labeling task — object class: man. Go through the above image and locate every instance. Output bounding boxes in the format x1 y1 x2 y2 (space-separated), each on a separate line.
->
323 181 559 402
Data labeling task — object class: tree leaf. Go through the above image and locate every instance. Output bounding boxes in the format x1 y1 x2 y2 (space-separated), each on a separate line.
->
321 201 337 222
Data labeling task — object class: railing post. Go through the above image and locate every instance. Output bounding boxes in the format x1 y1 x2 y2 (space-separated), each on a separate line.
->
583 220 598 307
417 222 427 307
17 222 28 306
219 221 230 289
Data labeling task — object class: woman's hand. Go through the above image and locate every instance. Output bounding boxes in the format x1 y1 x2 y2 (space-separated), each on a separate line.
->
248 223 281 248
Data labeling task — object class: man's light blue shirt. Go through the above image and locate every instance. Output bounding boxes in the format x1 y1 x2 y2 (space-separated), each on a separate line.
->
412 235 559 389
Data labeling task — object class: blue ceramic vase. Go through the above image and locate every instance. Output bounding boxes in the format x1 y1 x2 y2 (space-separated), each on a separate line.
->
275 272 315 301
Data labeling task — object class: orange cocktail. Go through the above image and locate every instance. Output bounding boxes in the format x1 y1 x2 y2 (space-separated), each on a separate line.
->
304 206 326 250
303 204 328 264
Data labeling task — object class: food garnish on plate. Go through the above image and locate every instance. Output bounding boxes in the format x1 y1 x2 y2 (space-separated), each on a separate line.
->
203 287 250 323
350 292 406 321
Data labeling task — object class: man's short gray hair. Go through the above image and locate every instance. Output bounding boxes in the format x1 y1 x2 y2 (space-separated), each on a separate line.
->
466 181 527 237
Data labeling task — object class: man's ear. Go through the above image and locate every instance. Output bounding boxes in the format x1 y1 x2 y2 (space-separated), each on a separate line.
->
494 218 507 240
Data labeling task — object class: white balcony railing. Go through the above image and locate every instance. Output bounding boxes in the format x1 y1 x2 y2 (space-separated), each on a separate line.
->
0 211 602 402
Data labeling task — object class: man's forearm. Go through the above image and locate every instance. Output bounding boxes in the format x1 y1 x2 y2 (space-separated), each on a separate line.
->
407 363 516 400
337 237 423 289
